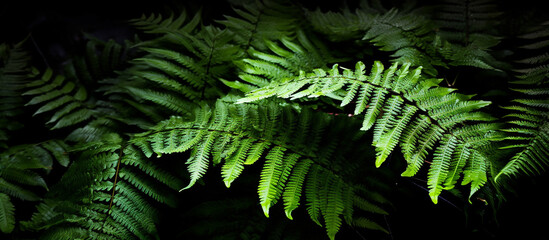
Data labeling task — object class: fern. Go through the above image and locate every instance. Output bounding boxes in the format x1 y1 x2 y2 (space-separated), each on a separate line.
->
129 10 201 35
0 40 37 148
130 25 242 103
239 61 499 203
4 1 549 239
434 0 502 48
0 139 69 233
132 99 390 239
21 133 182 239
494 21 549 182
22 38 138 144
217 0 304 51
306 4 502 76
225 32 340 93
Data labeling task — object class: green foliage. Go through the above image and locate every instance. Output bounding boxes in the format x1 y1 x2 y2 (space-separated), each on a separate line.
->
305 1 503 76
0 139 69 233
1 0 548 239
132 99 390 239
495 21 549 182
21 133 182 239
239 61 499 203
0 40 37 148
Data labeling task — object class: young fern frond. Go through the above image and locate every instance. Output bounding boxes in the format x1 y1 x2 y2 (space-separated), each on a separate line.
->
22 133 183 239
239 61 498 203
132 99 390 239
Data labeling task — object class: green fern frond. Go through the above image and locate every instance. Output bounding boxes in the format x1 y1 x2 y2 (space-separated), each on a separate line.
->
132 99 389 239
283 158 313 220
22 133 182 239
434 0 502 48
229 32 339 91
130 10 201 35
494 19 549 182
23 69 91 129
128 25 243 113
0 138 70 233
0 193 15 233
217 0 303 51
305 7 366 42
23 38 133 133
0 41 37 148
362 8 500 74
306 5 501 76
239 61 496 203
495 99 549 182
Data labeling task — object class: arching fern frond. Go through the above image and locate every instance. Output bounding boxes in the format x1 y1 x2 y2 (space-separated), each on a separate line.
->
132 99 390 239
21 133 183 239
238 61 499 203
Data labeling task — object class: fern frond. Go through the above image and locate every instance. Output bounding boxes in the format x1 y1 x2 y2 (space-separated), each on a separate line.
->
283 158 313 220
128 24 243 114
434 0 502 48
494 19 549 182
217 0 303 51
239 61 496 203
305 7 365 42
132 99 390 239
22 133 182 239
0 193 15 233
427 135 458 203
229 32 339 91
306 5 501 76
495 105 549 181
22 38 134 136
323 176 345 240
0 41 36 148
0 138 71 233
130 10 201 35
22 69 88 128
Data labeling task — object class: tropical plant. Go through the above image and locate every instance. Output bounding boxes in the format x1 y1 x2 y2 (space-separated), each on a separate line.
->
1 0 548 239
